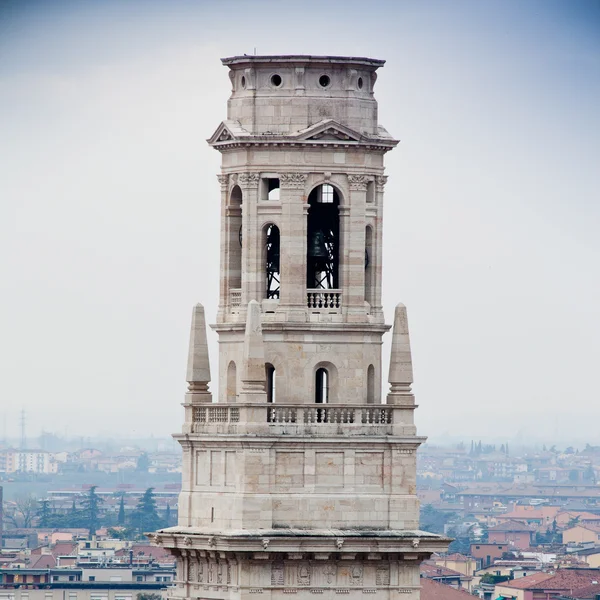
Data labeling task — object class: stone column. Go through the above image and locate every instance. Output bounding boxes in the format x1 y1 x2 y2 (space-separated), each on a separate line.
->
346 175 369 321
239 173 260 309
217 174 229 323
278 172 308 320
372 175 387 319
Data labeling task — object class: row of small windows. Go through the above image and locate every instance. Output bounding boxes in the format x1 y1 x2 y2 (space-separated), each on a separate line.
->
226 362 376 404
240 74 364 91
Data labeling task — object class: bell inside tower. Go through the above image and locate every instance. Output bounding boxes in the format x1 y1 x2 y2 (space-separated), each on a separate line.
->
306 183 340 290
265 224 280 299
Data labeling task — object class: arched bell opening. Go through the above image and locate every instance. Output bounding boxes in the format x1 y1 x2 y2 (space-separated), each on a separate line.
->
315 368 329 404
262 223 280 299
365 225 374 307
306 184 340 290
367 364 375 404
226 360 237 403
227 186 243 305
266 363 276 403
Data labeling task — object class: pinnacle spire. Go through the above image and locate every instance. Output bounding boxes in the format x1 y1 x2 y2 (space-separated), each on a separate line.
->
239 300 267 403
186 303 212 400
387 303 414 404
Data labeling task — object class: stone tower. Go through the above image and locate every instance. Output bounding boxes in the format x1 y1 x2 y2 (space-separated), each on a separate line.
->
153 55 448 600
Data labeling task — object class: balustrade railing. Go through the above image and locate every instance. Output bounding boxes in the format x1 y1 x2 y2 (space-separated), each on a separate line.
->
306 289 342 311
229 288 242 308
188 404 403 434
193 406 240 425
267 405 393 425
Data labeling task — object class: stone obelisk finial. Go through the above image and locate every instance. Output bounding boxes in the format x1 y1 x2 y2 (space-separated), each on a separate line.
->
185 303 212 403
387 303 415 405
239 300 267 403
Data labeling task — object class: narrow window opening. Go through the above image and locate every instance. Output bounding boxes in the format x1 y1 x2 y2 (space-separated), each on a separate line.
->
211 507 214 523
367 365 375 404
266 364 276 403
228 186 243 305
366 180 375 203
267 178 280 201
265 224 280 299
307 184 340 290
227 361 237 403
365 226 373 306
315 368 329 404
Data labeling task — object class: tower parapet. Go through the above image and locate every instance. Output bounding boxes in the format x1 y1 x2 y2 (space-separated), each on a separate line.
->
155 54 448 600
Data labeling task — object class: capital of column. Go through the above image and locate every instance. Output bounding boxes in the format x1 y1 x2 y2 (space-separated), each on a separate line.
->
238 172 260 189
217 174 229 191
375 175 388 192
280 172 308 190
348 174 369 192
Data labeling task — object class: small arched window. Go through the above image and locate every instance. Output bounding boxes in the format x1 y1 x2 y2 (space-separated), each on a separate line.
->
266 363 276 403
365 226 374 306
227 361 237 403
367 364 375 404
307 184 340 290
228 186 243 304
315 368 329 404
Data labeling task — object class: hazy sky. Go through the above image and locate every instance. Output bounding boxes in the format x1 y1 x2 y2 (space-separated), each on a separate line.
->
1 0 599 444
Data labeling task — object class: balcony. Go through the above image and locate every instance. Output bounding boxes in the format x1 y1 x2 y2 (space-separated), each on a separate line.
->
306 289 342 312
187 403 416 437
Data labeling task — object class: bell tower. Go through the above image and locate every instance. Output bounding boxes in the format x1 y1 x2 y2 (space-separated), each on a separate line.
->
211 55 396 406
153 55 448 600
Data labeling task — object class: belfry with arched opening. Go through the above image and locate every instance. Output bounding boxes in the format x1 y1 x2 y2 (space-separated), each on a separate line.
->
155 54 448 600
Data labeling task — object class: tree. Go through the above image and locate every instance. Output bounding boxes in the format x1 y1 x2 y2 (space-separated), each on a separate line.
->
131 488 164 535
118 495 126 526
420 504 456 535
80 486 104 535
137 594 162 600
37 499 52 528
7 496 38 528
136 452 150 473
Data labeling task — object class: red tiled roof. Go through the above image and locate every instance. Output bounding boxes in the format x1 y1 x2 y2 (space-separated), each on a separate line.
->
567 582 600 598
499 571 553 589
420 562 465 579
500 569 600 591
420 579 473 599
443 553 473 562
30 554 57 569
52 542 77 556
489 519 535 532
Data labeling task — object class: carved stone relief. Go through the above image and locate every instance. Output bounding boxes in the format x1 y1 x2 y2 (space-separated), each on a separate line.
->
271 562 285 586
347 175 369 191
280 173 308 190
297 562 311 586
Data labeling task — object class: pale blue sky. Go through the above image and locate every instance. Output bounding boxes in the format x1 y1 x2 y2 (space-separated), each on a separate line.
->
1 0 599 443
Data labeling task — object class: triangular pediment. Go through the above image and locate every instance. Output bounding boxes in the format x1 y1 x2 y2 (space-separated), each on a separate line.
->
295 120 363 143
207 121 251 145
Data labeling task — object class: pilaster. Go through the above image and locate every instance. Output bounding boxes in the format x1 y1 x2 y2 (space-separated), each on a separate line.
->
278 172 308 321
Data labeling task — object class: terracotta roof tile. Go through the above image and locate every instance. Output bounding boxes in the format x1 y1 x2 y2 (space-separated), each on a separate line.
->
420 579 473 599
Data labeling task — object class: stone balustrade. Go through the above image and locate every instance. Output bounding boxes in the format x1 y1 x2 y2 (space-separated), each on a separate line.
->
306 289 342 311
229 288 242 308
188 403 415 436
